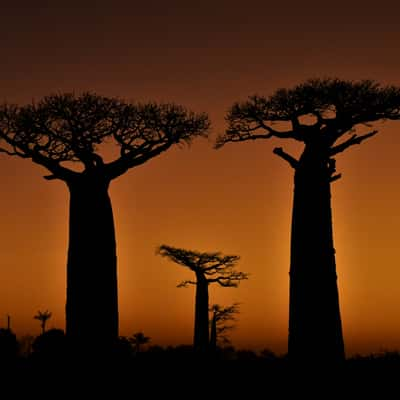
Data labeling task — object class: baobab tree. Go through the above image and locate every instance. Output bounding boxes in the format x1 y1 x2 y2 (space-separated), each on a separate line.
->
0 94 209 348
209 303 240 352
157 244 248 353
34 310 52 334
216 78 400 362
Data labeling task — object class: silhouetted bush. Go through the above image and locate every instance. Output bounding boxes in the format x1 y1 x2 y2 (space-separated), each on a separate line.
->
112 336 134 361
31 329 67 361
0 328 18 363
235 349 259 361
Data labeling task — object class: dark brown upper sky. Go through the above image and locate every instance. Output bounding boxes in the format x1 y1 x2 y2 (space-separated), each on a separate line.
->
1 1 400 355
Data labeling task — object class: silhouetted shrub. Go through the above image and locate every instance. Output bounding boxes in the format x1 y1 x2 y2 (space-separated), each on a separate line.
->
259 348 277 361
112 336 134 361
0 328 18 362
235 349 258 361
31 329 66 361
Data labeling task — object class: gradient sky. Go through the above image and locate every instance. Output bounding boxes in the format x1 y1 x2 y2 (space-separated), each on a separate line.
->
1 0 400 355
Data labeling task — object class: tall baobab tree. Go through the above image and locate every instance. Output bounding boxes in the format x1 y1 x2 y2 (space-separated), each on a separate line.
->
157 244 248 353
209 303 240 352
0 94 209 348
216 78 400 362
34 310 52 334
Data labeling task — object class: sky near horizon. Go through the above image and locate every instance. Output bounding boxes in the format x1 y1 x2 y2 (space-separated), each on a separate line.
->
1 1 400 355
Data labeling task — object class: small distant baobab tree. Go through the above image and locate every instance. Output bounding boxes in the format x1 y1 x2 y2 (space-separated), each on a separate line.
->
216 78 400 362
0 94 209 348
34 310 52 334
157 244 248 353
209 303 240 352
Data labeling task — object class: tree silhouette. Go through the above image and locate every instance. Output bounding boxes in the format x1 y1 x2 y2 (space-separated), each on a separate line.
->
216 78 400 362
0 94 210 348
34 310 52 334
157 244 248 354
129 331 151 354
209 303 240 352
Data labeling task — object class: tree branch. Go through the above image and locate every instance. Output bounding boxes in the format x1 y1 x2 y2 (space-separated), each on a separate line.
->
272 147 299 169
208 277 239 287
106 141 173 180
215 132 274 149
207 271 249 287
0 146 30 158
202 256 239 272
258 122 297 139
31 152 79 182
43 174 58 180
215 125 300 149
177 280 197 288
0 141 77 182
330 174 342 183
330 130 378 155
107 104 209 180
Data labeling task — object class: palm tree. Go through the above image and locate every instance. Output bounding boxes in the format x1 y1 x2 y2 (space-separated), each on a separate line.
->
34 310 52 334
129 331 151 354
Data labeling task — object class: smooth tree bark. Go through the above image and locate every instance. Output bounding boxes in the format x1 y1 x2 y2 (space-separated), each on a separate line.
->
216 78 400 362
157 245 247 354
0 95 210 350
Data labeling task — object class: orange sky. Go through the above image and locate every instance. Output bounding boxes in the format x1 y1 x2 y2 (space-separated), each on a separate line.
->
1 1 400 356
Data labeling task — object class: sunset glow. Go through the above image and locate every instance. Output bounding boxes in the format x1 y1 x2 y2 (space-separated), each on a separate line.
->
1 1 400 356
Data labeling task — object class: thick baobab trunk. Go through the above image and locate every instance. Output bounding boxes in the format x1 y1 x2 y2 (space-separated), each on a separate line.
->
193 276 209 353
209 310 217 353
66 174 118 351
288 145 345 362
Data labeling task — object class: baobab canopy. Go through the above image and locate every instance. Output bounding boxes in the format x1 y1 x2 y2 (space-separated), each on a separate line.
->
0 93 210 181
157 245 247 287
217 78 400 153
